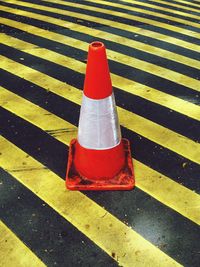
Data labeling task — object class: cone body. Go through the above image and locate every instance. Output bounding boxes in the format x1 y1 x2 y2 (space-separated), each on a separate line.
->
66 42 134 190
75 42 124 180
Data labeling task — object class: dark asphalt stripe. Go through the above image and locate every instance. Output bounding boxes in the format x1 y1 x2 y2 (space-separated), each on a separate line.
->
0 168 117 267
0 111 200 267
1 26 200 138
130 0 200 16
0 90 199 193
0 42 199 142
1 9 200 63
188 0 200 5
59 0 200 31
18 0 200 44
159 0 200 10
85 189 200 267
1 42 199 106
99 0 200 23
2 23 200 81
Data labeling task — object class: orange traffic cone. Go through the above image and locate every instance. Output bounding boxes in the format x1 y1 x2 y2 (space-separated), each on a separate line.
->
66 41 134 190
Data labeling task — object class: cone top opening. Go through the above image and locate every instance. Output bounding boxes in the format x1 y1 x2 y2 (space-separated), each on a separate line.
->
90 41 104 49
83 41 112 100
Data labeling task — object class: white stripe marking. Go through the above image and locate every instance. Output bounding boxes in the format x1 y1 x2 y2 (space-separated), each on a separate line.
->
78 93 121 149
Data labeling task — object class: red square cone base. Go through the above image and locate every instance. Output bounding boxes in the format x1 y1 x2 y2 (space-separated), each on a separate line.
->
66 138 135 191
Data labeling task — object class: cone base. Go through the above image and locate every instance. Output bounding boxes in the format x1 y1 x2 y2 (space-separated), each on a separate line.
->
66 138 135 191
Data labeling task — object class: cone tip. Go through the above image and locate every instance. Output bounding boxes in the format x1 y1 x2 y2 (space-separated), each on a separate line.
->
84 41 112 100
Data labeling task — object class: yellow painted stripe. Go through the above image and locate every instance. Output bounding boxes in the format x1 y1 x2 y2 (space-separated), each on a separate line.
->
2 0 200 53
1 11 200 122
1 55 200 165
42 0 200 38
0 137 183 267
1 86 200 226
177 0 200 7
0 9 199 78
146 0 200 12
176 0 200 1
119 0 200 20
0 86 77 144
0 221 46 267
0 26 199 103
1 30 199 95
175 0 200 7
164 0 200 5
1 9 200 74
161 0 200 9
1 28 200 102
64 0 200 29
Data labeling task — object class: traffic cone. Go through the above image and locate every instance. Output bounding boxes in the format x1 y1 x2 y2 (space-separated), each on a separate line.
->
66 41 135 190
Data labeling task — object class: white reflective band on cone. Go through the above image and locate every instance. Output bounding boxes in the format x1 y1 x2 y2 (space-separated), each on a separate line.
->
78 93 121 150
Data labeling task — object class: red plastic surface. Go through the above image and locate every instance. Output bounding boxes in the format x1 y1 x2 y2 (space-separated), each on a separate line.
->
83 42 112 100
74 140 125 180
66 138 135 191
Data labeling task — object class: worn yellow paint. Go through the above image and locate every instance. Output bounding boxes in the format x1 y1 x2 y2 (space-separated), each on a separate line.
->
1 55 200 166
42 0 200 38
0 221 46 267
0 86 77 144
0 136 182 267
148 0 200 12
57 0 200 29
176 0 200 6
118 0 200 20
0 16 199 123
1 23 200 95
1 14 200 73
1 86 200 225
1 0 200 53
